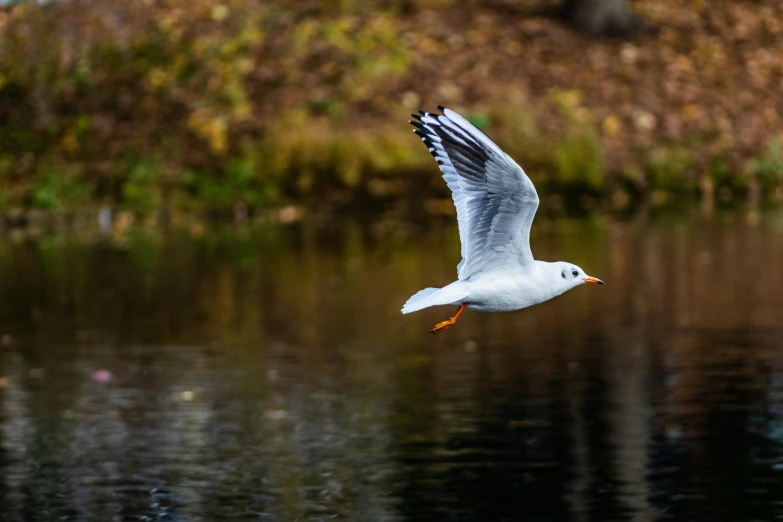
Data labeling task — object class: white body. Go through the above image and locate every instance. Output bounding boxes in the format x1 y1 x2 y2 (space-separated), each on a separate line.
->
402 260 587 314
401 107 601 316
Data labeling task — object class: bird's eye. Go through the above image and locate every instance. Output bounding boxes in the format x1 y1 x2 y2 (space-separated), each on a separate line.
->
571 270 578 277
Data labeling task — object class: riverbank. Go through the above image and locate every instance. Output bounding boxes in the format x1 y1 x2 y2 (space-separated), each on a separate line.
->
1 197 777 242
1 0 782 213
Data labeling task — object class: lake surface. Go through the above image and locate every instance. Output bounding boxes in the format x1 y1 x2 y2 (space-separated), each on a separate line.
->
1 210 783 521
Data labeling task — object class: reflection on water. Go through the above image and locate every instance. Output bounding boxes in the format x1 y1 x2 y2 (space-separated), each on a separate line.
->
1 210 783 521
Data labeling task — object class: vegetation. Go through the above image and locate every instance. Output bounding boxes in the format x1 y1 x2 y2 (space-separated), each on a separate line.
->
1 0 782 217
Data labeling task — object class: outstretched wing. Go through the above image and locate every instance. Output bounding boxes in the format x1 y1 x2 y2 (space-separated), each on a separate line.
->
411 106 539 279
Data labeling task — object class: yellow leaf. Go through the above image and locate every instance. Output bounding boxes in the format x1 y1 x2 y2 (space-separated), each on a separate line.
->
147 67 167 89
683 104 703 120
602 116 621 137
61 132 78 153
211 4 229 21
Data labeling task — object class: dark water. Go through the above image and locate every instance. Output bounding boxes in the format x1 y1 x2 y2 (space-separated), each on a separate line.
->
1 210 783 521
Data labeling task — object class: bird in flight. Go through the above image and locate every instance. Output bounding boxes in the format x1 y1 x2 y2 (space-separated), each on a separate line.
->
402 106 604 333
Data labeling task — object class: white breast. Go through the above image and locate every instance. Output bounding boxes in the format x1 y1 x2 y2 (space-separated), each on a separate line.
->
464 262 570 312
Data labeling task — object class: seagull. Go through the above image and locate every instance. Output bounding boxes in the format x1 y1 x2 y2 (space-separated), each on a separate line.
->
401 106 604 333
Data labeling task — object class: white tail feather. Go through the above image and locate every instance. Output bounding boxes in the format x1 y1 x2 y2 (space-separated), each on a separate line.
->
401 287 440 314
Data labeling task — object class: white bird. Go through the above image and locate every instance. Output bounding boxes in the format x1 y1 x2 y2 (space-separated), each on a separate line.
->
401 106 604 333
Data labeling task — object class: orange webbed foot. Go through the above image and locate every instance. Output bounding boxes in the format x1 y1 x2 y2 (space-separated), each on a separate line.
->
430 303 468 334
431 319 456 334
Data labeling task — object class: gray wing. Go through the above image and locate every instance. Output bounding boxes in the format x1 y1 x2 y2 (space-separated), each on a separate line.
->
411 106 539 279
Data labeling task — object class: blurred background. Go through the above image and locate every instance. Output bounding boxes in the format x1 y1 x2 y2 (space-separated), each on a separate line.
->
1 0 783 520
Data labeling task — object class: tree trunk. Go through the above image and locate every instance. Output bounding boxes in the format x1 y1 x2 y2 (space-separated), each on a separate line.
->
561 0 645 37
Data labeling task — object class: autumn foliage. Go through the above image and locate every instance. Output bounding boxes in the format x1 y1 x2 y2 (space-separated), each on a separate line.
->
0 0 782 213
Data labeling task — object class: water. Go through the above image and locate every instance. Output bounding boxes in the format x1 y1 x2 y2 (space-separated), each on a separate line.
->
1 210 783 521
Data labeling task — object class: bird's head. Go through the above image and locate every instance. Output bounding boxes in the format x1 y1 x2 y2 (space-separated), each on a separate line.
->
556 262 604 288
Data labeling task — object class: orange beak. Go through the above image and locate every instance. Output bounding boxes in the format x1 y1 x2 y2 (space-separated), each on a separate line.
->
582 276 604 285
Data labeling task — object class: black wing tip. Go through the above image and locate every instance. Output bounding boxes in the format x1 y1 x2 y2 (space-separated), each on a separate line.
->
412 106 447 119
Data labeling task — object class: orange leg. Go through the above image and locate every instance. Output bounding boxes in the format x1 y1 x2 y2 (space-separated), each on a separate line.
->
431 303 468 334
